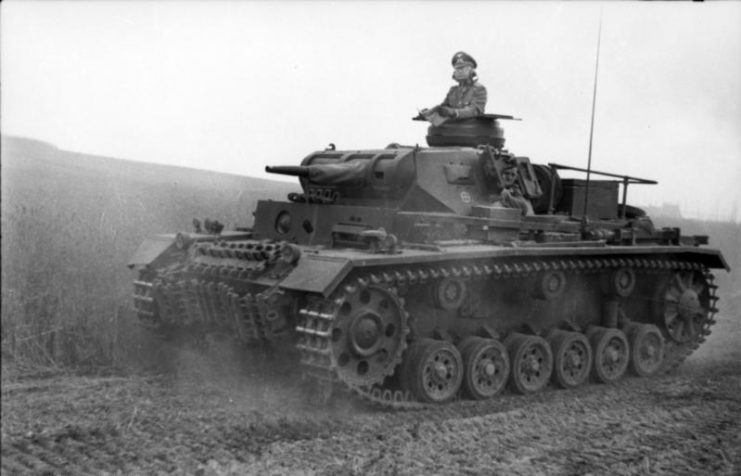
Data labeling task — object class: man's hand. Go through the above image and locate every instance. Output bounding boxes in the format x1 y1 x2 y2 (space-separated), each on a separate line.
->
438 106 456 117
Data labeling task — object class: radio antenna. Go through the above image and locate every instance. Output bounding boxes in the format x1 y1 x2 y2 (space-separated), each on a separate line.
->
582 10 603 227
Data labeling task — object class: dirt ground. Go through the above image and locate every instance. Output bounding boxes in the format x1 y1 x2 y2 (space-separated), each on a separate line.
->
2 314 740 476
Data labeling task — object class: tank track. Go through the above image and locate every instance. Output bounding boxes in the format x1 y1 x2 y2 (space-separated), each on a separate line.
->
295 256 719 409
132 240 293 343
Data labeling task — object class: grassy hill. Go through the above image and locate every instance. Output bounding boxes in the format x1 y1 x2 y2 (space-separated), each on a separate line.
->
1 135 738 370
1 135 296 368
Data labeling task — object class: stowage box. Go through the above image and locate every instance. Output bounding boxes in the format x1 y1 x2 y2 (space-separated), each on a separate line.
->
558 179 618 218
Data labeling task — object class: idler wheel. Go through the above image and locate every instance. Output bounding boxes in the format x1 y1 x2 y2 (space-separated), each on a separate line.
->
459 337 510 400
624 323 665 377
661 271 711 344
402 339 463 404
505 333 553 394
588 326 629 383
547 330 592 389
331 283 409 386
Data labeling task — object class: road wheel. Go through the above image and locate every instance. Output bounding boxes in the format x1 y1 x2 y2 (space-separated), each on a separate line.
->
588 327 629 383
402 339 463 404
548 330 592 389
625 324 665 377
506 333 553 394
459 337 510 400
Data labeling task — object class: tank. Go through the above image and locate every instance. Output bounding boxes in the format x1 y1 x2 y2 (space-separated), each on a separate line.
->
129 114 729 408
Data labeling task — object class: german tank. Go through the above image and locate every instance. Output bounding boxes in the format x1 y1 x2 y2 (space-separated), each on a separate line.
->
129 114 729 408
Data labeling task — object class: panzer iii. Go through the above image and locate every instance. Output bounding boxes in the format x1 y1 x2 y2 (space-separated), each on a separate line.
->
129 114 729 408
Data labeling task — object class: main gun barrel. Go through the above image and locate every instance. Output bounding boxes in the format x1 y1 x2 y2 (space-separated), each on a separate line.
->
265 165 310 177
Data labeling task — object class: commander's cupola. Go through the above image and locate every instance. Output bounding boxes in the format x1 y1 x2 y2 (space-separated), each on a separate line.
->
419 114 518 149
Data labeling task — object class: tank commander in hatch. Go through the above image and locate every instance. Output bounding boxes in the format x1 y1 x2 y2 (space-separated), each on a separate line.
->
493 163 534 216
420 51 488 124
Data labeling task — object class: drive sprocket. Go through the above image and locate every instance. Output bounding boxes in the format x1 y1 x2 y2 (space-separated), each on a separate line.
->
329 280 410 387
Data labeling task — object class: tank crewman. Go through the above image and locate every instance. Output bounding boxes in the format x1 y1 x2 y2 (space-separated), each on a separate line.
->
421 51 488 120
495 163 534 216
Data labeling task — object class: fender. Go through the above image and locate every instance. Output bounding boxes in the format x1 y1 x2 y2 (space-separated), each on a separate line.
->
128 234 179 269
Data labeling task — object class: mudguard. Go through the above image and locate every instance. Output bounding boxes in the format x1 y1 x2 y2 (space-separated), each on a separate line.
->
128 234 178 269
278 253 352 297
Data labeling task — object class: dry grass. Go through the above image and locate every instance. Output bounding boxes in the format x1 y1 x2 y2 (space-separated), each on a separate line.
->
1 136 294 370
1 201 129 369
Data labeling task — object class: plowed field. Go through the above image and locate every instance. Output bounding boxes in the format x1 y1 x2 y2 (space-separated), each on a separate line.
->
3 315 740 476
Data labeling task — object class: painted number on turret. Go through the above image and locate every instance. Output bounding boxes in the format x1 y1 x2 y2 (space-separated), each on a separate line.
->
460 191 472 204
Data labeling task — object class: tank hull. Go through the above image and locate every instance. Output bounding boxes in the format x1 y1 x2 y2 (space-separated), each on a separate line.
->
129 135 729 407
132 235 724 408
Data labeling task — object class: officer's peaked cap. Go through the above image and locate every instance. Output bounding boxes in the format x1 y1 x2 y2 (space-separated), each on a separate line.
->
452 51 477 69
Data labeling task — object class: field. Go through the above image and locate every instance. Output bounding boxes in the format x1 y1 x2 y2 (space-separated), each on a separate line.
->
1 136 295 368
1 135 740 474
2 316 740 475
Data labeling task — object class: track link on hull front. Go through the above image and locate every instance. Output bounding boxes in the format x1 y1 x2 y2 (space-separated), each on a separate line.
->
132 239 296 343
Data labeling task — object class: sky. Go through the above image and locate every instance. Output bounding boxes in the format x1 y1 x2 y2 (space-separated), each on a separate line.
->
3 1 741 221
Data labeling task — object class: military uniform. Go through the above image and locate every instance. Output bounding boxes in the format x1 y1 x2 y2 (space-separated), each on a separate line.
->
499 184 534 216
440 82 487 118
434 51 487 119
494 164 533 216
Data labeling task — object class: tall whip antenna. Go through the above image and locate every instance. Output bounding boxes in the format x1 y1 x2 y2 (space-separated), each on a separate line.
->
582 10 603 226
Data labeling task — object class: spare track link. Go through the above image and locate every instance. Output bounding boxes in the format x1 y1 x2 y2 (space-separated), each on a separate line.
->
294 256 717 410
132 239 291 342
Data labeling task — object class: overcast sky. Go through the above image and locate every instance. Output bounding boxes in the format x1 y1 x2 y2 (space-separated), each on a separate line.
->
3 1 740 221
